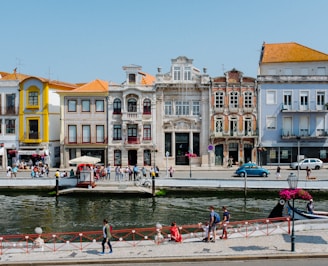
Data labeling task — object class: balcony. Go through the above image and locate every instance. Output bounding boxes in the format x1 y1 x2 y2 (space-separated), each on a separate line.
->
281 103 328 113
23 132 42 143
281 129 328 139
64 137 108 145
126 136 140 144
121 111 142 122
3 106 18 115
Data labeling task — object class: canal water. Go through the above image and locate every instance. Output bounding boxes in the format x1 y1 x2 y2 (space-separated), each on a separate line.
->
1 192 327 235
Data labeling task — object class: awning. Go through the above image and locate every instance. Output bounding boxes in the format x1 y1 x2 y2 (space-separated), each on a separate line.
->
17 150 39 155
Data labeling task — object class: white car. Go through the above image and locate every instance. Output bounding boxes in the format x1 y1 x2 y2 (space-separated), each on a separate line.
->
290 158 323 170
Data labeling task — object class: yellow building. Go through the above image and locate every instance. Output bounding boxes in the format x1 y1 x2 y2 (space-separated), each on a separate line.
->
0 71 77 168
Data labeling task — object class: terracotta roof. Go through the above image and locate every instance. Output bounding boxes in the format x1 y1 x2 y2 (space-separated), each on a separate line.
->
261 42 328 63
70 79 108 93
139 71 155 85
0 70 78 90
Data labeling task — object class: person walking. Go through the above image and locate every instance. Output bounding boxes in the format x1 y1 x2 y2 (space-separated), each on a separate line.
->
106 164 111 181
133 165 139 181
306 166 311 180
169 166 174 178
207 206 220 243
219 206 230 239
100 218 113 255
306 198 314 214
276 166 281 179
12 165 18 178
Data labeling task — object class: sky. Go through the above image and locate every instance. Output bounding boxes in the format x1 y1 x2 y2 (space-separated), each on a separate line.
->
1 0 328 84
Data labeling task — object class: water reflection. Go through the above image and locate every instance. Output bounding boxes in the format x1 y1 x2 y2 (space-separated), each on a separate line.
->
1 193 326 235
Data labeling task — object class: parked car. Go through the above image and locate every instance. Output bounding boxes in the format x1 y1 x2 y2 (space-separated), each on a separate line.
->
290 158 323 170
235 163 270 177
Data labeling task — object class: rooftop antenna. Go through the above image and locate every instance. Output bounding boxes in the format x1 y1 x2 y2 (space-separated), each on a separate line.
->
222 64 226 74
15 57 24 74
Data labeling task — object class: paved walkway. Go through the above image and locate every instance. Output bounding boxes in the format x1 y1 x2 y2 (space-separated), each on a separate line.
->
1 221 328 265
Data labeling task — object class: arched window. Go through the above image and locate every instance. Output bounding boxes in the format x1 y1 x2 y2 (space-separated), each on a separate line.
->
113 98 121 114
143 99 151 114
128 98 137 112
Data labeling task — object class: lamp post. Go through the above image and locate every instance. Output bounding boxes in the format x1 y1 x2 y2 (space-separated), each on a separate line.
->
287 172 299 252
165 151 169 178
296 136 300 181
189 149 192 178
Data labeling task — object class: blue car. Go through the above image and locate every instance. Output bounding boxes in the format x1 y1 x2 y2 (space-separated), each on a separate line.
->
235 163 270 177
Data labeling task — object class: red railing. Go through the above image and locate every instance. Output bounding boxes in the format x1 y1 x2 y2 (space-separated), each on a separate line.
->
0 217 290 255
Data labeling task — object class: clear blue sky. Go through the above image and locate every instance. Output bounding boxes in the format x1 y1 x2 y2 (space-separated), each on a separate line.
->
1 0 328 83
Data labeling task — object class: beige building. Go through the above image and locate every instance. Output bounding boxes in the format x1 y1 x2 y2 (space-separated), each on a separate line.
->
107 65 156 168
154 56 211 170
57 79 109 168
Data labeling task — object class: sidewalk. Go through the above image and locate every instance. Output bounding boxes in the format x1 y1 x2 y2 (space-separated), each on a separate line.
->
1 221 328 265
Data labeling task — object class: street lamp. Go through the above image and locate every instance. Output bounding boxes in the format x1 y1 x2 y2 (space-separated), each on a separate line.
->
296 136 300 181
189 149 192 178
287 172 299 252
165 151 169 178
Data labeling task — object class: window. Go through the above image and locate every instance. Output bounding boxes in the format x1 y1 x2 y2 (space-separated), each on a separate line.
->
113 125 122 140
215 92 224 108
68 100 77 112
82 125 91 142
283 91 292 110
143 149 151 166
129 73 136 84
113 98 121 114
28 91 38 106
244 91 253 108
143 124 151 140
174 66 181 80
244 117 252 135
192 101 200 115
127 124 138 143
317 91 325 108
5 119 15 134
184 67 191 80
114 150 121 166
300 91 308 110
127 98 137 112
266 116 276 130
165 133 172 157
68 125 77 143
229 92 238 108
28 119 39 139
6 94 15 114
266 91 276 104
165 101 172 115
81 100 90 112
95 100 104 112
176 101 189 115
96 125 104 143
230 118 238 134
215 117 223 133
143 99 151 114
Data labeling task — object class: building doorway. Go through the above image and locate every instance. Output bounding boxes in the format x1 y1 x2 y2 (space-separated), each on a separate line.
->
215 144 223 165
175 133 189 165
128 150 137 166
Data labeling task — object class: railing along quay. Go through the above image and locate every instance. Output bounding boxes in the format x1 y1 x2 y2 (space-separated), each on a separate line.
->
0 217 290 255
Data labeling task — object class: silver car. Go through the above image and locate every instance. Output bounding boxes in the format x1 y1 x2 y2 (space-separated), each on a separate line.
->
290 158 323 170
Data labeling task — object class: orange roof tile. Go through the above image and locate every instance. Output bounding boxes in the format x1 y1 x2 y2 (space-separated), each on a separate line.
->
139 71 155 85
70 79 108 93
261 42 328 63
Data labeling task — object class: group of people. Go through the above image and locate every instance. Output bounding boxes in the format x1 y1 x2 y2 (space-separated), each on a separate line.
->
112 165 161 182
169 205 231 244
276 165 312 180
6 165 18 178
